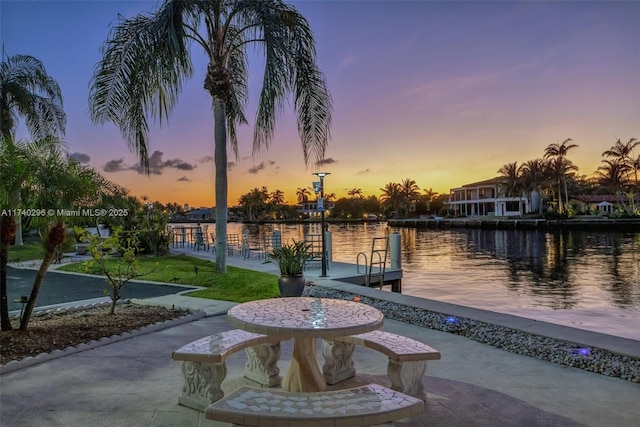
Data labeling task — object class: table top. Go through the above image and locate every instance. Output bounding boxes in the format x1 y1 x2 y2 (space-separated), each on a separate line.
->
227 297 384 339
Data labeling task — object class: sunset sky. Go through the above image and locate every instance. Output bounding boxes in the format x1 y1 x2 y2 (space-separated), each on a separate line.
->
2 0 638 207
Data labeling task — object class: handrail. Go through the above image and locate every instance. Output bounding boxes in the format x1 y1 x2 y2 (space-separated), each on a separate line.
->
356 252 368 275
356 237 389 288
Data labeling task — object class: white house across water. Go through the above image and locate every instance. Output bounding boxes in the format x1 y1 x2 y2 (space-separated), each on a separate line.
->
448 178 530 217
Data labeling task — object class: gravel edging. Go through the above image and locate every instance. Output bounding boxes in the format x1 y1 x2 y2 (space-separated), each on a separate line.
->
303 286 640 383
0 302 206 375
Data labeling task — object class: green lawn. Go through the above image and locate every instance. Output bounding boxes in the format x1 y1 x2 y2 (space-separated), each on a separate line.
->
58 254 280 303
7 243 46 263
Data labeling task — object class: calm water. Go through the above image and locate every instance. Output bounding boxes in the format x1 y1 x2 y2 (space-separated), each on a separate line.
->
222 223 639 340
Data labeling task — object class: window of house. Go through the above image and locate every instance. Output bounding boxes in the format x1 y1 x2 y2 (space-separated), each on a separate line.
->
505 201 520 211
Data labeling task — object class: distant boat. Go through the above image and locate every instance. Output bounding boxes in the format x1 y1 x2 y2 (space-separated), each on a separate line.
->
432 216 444 221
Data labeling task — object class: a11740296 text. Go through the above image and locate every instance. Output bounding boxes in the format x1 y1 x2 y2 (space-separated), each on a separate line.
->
0 208 129 218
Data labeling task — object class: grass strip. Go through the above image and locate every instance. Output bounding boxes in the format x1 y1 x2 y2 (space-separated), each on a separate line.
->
7 243 46 263
58 254 280 303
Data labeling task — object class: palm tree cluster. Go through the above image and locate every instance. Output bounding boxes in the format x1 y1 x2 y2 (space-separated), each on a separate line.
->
497 138 639 215
1 52 126 331
230 182 445 220
237 186 339 220
598 138 640 194
379 178 432 218
496 138 580 214
0 136 125 330
237 186 289 220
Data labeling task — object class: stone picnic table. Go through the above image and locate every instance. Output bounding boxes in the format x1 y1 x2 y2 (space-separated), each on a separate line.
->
226 297 384 392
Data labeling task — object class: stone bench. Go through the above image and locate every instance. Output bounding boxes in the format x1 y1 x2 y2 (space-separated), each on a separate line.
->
205 383 424 426
172 329 285 411
322 330 441 401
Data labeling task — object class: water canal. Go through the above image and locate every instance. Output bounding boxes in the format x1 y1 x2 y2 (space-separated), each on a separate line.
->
225 222 639 340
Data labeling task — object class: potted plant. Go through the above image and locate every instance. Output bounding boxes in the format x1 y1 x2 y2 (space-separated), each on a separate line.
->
270 240 310 297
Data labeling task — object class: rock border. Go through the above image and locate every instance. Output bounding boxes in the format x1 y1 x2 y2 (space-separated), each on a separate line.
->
0 301 205 375
303 286 640 383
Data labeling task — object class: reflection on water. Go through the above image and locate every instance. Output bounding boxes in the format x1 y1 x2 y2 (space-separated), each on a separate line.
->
398 227 639 310
223 222 640 338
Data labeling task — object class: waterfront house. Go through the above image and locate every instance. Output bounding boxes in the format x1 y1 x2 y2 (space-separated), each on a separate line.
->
299 200 335 217
185 208 213 221
448 178 530 217
571 194 640 216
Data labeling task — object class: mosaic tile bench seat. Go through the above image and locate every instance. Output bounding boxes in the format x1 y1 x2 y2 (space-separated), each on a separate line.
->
172 329 286 411
205 383 424 427
322 330 441 401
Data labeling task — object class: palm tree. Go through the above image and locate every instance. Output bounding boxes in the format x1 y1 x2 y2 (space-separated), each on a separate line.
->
497 162 524 197
0 137 32 329
418 188 438 215
0 136 117 330
347 188 363 198
422 187 438 203
544 138 579 213
602 138 639 192
0 136 70 330
89 0 332 273
380 182 403 218
270 189 285 206
324 192 336 202
0 54 66 141
597 159 628 194
546 156 578 214
1 53 66 246
296 187 311 204
269 189 285 219
399 178 420 217
19 144 116 330
521 159 546 214
632 154 640 193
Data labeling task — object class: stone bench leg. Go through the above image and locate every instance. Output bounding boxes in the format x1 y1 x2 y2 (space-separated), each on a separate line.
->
387 360 427 401
321 340 356 384
179 361 227 411
244 343 282 387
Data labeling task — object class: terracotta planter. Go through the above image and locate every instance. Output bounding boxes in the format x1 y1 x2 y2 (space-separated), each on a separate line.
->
278 274 305 297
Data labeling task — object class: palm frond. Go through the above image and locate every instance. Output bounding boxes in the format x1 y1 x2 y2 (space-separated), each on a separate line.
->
227 0 332 165
0 54 66 139
89 2 195 171
224 26 249 159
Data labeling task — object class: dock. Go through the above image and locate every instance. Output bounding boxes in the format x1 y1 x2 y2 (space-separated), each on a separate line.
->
170 247 404 292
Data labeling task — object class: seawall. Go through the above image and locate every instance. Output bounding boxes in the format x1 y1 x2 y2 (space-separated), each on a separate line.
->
387 217 640 230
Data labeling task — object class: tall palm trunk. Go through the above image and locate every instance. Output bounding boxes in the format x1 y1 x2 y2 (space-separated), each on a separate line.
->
563 176 570 211
19 221 65 330
213 98 228 273
0 215 16 330
557 180 564 213
14 219 23 246
19 247 57 330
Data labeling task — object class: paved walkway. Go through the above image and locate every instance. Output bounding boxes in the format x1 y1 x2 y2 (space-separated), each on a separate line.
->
2 251 639 426
2 297 639 426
